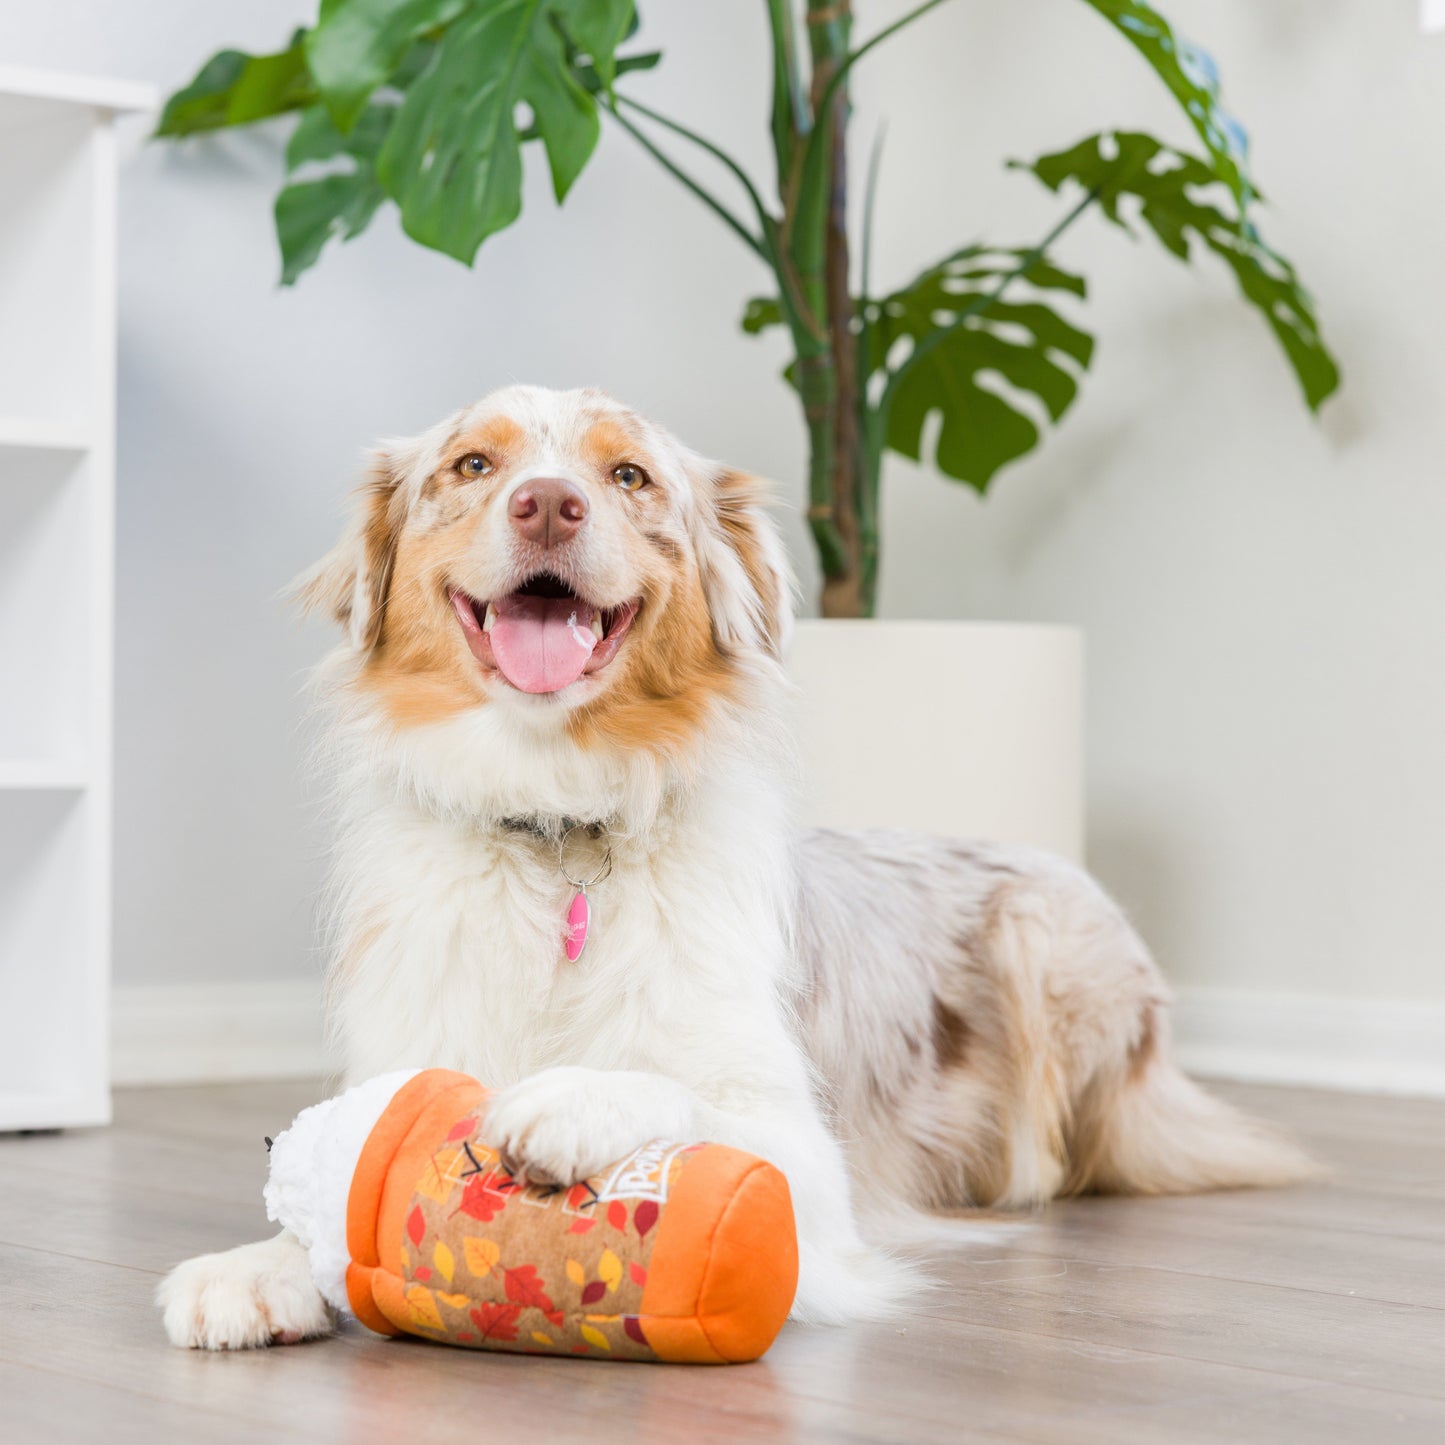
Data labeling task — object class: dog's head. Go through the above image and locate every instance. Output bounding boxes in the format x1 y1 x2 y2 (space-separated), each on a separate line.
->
298 385 792 759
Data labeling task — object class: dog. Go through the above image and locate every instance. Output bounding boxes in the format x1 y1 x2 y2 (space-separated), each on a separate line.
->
159 384 1313 1349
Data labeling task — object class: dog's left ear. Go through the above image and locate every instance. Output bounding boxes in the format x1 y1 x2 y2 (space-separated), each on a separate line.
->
693 466 795 660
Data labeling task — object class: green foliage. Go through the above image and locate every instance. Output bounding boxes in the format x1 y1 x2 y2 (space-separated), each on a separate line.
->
739 296 785 336
739 0 1336 512
306 0 466 131
305 0 634 263
870 251 1095 493
277 105 392 284
746 250 1095 494
376 3 580 261
155 32 315 135
1017 131 1339 410
160 0 640 280
1081 0 1253 211
155 0 1340 611
556 1 637 90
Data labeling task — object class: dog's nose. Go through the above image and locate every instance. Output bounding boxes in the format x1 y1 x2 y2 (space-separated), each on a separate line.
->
508 477 589 548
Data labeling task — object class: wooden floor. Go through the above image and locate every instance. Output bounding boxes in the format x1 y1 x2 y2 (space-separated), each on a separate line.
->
1 1080 1441 1444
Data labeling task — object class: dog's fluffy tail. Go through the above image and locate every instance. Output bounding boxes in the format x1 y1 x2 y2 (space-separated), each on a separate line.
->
1069 1005 1321 1196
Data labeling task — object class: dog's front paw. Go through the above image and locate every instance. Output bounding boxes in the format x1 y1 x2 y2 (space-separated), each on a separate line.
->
158 1232 334 1350
486 1066 691 1186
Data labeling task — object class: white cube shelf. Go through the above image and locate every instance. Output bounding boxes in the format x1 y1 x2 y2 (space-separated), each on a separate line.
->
0 69 155 1131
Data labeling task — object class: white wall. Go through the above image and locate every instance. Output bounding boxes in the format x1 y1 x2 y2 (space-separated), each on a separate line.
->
2 5 1441 1035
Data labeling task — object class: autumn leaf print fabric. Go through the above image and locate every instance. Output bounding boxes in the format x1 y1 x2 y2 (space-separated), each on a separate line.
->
397 1103 700 1359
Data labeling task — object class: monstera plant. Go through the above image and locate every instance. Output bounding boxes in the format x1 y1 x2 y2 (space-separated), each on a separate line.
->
158 0 1338 617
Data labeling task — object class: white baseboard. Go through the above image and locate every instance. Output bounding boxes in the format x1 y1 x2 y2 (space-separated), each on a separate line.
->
110 979 331 1086
1172 987 1445 1098
109 979 1445 1098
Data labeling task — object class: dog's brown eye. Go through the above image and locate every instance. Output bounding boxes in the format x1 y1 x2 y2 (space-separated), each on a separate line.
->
456 453 493 478
613 463 649 492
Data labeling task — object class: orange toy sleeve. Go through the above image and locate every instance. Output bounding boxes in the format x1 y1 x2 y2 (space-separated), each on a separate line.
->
334 1069 798 1363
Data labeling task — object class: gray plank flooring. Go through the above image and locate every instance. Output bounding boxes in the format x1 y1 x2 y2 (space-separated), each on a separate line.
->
1 1078 1441 1443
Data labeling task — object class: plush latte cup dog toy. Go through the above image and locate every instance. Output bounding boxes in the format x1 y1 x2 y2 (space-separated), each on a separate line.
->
264 1068 799 1363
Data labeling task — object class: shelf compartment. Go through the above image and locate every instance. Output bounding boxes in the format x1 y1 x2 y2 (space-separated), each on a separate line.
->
0 760 88 790
0 416 90 453
0 66 158 116
0 790 103 1112
0 95 95 433
0 448 93 763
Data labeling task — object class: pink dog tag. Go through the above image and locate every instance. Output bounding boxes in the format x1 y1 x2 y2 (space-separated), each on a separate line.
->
565 889 590 962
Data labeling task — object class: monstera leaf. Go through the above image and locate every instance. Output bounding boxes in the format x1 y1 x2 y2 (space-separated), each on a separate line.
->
868 250 1096 492
155 32 316 135
160 0 643 280
1081 0 1253 211
305 0 467 130
301 0 631 263
1017 131 1339 409
744 249 1094 493
276 103 393 284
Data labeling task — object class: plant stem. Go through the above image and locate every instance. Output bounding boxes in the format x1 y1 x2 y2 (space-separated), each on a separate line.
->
859 124 886 315
856 124 886 613
801 0 871 618
603 102 768 259
794 0 954 263
787 0 958 617
611 93 774 236
814 0 954 129
764 0 809 188
604 60 851 587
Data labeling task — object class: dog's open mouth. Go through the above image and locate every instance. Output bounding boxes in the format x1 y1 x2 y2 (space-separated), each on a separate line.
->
449 573 639 695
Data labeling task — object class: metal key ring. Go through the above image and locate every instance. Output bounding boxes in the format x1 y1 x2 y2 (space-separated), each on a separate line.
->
559 822 612 889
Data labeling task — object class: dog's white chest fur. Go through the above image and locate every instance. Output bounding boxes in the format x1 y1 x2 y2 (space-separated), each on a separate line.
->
330 767 797 1097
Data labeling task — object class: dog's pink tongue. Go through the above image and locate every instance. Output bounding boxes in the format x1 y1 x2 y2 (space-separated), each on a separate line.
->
488 594 597 694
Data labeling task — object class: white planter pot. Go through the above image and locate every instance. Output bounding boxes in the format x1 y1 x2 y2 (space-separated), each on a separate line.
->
786 620 1085 863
